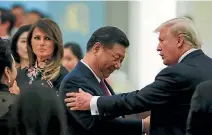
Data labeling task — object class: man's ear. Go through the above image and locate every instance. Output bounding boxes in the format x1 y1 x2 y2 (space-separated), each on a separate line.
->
92 42 101 55
177 35 184 48
4 67 11 82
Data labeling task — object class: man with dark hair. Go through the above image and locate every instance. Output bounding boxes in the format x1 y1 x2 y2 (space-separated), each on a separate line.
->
0 7 9 14
11 4 25 36
23 9 43 25
59 26 149 135
0 11 16 39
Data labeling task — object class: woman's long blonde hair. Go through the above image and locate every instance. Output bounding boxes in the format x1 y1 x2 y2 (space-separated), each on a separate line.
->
27 18 64 80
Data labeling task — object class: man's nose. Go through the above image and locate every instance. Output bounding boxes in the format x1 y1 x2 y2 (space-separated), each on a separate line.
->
156 44 161 51
115 62 121 70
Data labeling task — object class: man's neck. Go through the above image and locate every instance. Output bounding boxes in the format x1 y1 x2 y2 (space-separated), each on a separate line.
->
83 55 103 80
178 45 193 59
0 31 8 38
178 46 197 63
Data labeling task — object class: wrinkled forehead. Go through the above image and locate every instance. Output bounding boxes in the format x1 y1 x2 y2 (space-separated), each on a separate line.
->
111 44 126 56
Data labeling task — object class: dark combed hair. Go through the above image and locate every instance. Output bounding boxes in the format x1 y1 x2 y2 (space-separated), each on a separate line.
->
0 39 13 79
9 82 68 135
86 26 130 51
0 11 16 34
28 9 45 18
11 25 31 63
11 4 25 10
64 42 83 60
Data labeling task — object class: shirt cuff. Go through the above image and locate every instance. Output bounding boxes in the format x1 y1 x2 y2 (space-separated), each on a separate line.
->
142 119 144 133
90 96 100 115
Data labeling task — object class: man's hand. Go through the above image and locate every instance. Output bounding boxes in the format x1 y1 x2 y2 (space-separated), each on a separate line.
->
9 80 20 95
65 88 93 111
143 116 150 134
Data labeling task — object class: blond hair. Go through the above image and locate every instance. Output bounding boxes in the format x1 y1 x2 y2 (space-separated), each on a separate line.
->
27 18 63 80
155 17 202 49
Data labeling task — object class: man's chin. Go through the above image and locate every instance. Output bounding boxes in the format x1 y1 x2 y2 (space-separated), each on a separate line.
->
103 74 110 79
163 60 172 66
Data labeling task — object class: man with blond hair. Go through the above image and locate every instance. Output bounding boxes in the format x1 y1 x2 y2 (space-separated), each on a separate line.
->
65 17 212 135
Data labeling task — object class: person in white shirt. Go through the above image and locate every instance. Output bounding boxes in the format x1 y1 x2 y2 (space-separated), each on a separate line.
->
0 11 15 39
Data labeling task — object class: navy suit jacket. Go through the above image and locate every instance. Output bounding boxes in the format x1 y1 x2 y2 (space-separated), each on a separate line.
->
96 50 212 135
59 61 142 135
186 80 212 135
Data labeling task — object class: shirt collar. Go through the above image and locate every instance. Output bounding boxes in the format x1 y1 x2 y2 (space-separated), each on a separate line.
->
0 36 9 39
80 60 101 82
178 48 198 63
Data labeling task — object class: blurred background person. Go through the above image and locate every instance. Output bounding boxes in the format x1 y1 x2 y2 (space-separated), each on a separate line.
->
9 82 68 135
23 9 43 25
0 39 18 135
62 42 83 72
11 24 31 69
0 7 8 15
16 18 68 94
0 11 16 39
10 4 25 36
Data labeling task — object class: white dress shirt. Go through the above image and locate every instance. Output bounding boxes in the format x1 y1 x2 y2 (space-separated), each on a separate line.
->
178 48 198 63
0 35 9 39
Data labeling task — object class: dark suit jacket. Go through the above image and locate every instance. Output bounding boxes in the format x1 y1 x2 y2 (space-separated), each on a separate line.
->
97 50 212 135
59 61 142 135
186 80 212 135
0 83 16 135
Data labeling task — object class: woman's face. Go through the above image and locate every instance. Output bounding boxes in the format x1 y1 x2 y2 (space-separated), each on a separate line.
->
17 32 29 60
31 27 55 61
62 48 79 71
5 57 17 88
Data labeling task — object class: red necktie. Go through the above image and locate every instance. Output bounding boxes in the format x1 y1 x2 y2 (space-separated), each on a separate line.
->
100 80 111 96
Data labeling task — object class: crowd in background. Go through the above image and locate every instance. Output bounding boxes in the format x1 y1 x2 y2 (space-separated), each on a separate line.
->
1 3 212 135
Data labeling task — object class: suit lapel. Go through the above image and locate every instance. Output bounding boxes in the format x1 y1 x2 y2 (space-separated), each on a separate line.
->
77 62 105 95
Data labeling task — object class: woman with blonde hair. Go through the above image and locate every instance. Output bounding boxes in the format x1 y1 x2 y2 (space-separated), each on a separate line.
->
16 18 68 94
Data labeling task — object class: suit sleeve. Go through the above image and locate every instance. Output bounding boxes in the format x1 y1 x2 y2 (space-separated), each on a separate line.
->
186 81 212 135
97 66 191 117
59 76 143 135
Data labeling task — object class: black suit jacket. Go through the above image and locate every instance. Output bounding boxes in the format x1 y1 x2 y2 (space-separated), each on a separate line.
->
0 83 16 135
59 61 142 135
97 50 212 135
186 80 212 135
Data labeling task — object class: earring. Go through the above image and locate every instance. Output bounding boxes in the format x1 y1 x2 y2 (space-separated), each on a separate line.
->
8 78 11 83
